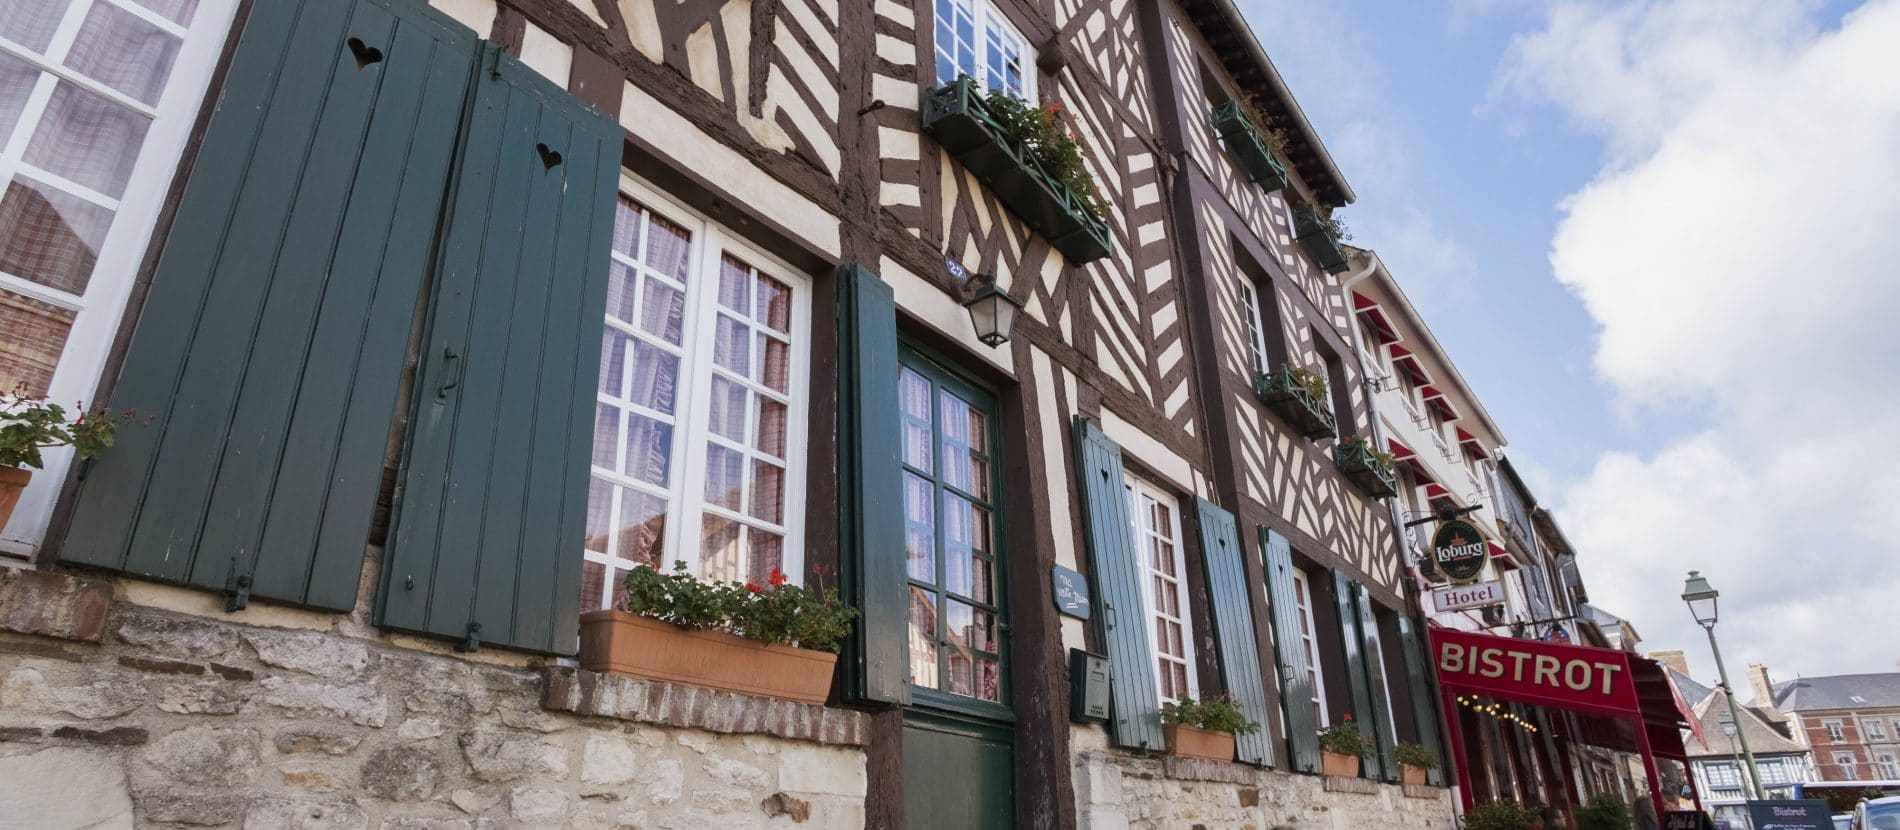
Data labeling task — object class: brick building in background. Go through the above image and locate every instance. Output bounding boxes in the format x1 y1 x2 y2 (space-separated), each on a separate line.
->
1750 665 1900 783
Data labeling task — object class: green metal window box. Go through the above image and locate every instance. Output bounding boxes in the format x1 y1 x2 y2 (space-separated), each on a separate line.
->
1334 442 1398 499
921 78 1113 264
1209 100 1290 192
1254 366 1337 440
1294 206 1350 275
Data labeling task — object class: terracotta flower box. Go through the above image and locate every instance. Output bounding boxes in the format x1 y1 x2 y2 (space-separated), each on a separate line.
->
1163 723 1236 762
577 610 837 705
1402 763 1428 786
1321 749 1361 777
0 467 29 529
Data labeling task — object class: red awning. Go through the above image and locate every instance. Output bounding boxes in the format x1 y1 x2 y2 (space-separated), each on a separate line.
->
1352 292 1400 345
1429 628 1690 733
1389 345 1432 384
1456 427 1481 445
1424 483 1451 499
1387 438 1415 459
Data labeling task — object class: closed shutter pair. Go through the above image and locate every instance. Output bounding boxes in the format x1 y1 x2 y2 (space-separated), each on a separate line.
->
62 0 620 655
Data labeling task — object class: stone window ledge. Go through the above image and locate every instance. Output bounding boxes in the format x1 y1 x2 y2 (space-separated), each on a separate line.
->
541 666 868 747
1158 754 1260 784
1403 783 1445 799
1323 774 1381 794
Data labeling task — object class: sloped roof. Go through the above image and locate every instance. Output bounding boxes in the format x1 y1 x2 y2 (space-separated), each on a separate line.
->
1768 673 1900 711
1687 686 1810 757
1179 0 1354 207
1666 666 1715 707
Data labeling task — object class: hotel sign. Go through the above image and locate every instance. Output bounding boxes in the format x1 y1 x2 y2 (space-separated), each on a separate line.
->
1430 627 1639 715
1432 518 1489 583
1433 580 1504 613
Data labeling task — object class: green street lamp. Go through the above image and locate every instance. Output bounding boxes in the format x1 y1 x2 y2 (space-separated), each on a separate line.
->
1682 571 1766 800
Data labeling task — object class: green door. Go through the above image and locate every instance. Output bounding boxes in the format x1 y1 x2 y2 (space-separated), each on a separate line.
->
894 346 1014 829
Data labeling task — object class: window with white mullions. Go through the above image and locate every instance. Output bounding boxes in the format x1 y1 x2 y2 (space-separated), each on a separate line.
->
1 0 235 554
932 0 1032 99
581 184 810 611
1126 478 1196 704
1237 277 1270 376
1290 567 1331 727
900 357 1005 705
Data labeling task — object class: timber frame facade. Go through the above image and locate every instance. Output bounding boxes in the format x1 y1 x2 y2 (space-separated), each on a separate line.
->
0 0 1466 827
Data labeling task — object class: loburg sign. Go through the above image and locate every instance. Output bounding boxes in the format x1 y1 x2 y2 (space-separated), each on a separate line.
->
1432 518 1489 583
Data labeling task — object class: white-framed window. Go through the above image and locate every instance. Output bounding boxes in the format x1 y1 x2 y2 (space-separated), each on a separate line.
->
1237 277 1270 375
0 0 239 554
1706 763 1741 788
1877 754 1899 780
1825 719 1845 742
1125 476 1195 704
580 177 811 611
1834 752 1858 778
1290 567 1330 727
932 0 1032 99
1863 718 1888 741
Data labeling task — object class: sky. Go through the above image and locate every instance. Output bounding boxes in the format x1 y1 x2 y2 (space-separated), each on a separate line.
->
1239 0 1900 689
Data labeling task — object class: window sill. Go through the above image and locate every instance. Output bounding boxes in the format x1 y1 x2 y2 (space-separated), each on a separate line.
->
1159 754 1259 784
541 666 868 747
1322 774 1381 795
1401 782 1447 799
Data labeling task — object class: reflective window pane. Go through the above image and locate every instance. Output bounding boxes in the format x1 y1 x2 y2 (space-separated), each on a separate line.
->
0 175 113 295
908 587 940 689
25 82 152 198
0 0 69 52
0 287 73 396
64 1 182 106
0 52 38 147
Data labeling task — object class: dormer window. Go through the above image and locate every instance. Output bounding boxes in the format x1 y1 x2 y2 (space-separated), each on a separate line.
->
933 0 1033 99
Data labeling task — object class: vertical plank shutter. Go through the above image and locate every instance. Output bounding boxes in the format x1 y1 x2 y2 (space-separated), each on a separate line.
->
376 43 621 655
1259 526 1318 772
837 263 907 704
62 0 478 610
1397 615 1447 785
1332 571 1382 778
1194 498 1274 765
1073 417 1163 750
1353 583 1401 781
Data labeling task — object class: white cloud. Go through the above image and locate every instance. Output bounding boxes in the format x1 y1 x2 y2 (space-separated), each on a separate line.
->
1506 0 1900 679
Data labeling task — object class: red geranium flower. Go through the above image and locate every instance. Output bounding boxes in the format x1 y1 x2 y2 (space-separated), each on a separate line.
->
744 582 764 594
768 568 789 587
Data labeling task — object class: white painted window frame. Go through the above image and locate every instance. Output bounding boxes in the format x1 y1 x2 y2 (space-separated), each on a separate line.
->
932 0 1034 100
1862 717 1888 742
1824 719 1845 742
1237 277 1270 376
1124 475 1197 705
0 0 242 557
1290 567 1331 727
580 174 812 612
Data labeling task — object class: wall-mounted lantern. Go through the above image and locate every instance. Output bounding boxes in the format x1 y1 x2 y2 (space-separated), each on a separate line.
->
963 276 1022 348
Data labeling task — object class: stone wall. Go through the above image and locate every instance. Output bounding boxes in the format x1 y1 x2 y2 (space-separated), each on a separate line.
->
0 571 867 829
1070 727 1458 830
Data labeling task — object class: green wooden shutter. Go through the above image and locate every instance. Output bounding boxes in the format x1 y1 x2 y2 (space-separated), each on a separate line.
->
1194 499 1274 765
837 263 907 704
1259 526 1318 772
376 43 622 655
62 0 478 610
1331 571 1384 778
1353 583 1401 782
1073 417 1164 750
1396 615 1447 786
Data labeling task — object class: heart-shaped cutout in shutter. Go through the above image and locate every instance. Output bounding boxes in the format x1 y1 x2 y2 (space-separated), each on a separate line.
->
535 142 563 171
347 37 384 70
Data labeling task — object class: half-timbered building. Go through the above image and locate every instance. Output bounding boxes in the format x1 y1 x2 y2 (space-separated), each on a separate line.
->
0 0 1469 826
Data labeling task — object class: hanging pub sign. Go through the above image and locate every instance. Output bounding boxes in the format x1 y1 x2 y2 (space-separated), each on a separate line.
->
1433 517 1489 583
1433 580 1504 612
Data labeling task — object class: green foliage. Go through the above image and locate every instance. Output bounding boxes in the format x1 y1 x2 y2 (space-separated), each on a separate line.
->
1575 795 1633 830
1317 714 1371 757
978 88 1110 219
1160 695 1261 735
1285 366 1329 400
622 562 859 653
1393 741 1439 770
1238 94 1291 156
0 391 139 470
1460 800 1542 830
1312 209 1352 244
1339 433 1398 468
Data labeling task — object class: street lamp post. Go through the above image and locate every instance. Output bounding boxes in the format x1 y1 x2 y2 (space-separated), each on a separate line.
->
1682 571 1767 801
